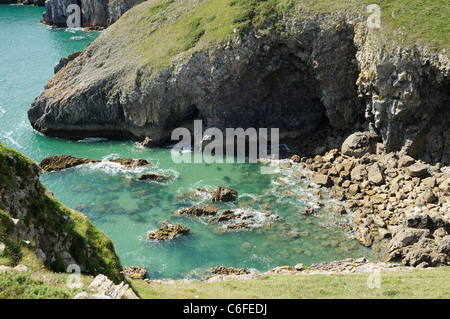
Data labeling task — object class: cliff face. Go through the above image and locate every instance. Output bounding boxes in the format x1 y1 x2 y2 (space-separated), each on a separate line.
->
0 143 124 282
28 0 450 164
42 0 145 27
354 31 450 165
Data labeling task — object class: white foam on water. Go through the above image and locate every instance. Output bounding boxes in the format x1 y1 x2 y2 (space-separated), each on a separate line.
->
69 36 85 40
3 131 21 148
65 27 84 33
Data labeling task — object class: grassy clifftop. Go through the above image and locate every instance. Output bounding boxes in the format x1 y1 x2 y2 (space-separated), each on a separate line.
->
97 0 448 74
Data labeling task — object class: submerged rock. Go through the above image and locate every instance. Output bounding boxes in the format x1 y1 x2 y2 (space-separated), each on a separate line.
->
39 155 100 171
109 158 151 167
138 173 171 181
177 204 219 217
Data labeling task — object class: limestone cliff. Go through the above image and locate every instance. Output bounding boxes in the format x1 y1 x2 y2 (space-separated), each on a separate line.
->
28 0 450 164
0 143 124 282
42 0 145 28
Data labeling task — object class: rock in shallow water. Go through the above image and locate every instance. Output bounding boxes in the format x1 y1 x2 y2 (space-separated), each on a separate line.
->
39 155 100 171
147 220 190 241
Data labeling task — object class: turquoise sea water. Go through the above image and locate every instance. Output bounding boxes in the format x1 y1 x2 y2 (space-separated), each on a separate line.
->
0 5 378 279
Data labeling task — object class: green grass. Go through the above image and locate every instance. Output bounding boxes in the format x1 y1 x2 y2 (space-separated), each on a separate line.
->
128 267 450 299
0 264 448 299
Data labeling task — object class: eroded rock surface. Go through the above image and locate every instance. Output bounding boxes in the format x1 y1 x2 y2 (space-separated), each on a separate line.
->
39 155 100 171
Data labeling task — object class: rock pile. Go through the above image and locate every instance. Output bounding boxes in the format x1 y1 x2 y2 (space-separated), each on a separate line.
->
73 274 139 299
387 214 450 267
289 131 450 267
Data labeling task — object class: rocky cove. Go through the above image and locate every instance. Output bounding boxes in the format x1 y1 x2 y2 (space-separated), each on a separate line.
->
1 0 449 292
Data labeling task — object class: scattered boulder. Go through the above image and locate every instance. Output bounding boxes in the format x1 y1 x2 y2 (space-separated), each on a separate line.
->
139 137 154 148
398 155 416 168
109 158 151 167
341 131 378 158
309 173 331 187
210 185 238 202
177 204 219 217
138 173 171 181
367 163 384 185
354 226 374 247
291 155 301 162
147 220 190 241
208 210 237 222
350 164 368 182
211 266 250 276
300 205 315 215
123 266 147 280
407 163 429 177
39 155 100 171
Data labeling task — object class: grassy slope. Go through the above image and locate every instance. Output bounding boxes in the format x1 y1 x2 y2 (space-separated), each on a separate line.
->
0 143 124 283
130 267 450 299
1 264 449 299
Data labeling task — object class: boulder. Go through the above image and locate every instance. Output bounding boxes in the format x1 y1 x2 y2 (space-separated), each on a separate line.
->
351 165 368 182
354 226 373 247
139 137 154 148
291 155 301 162
398 155 415 168
123 266 147 280
147 220 190 241
210 266 250 276
368 163 384 185
407 163 429 177
109 158 151 167
138 173 171 181
211 185 238 202
309 173 331 187
341 131 378 158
